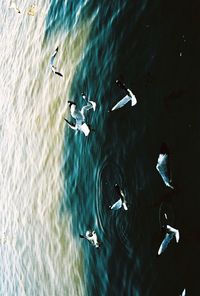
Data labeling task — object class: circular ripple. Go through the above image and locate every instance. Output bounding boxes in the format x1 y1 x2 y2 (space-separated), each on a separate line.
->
94 155 135 254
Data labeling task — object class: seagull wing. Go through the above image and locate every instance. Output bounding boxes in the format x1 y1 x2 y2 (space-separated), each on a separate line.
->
127 89 137 106
111 95 131 111
181 289 186 296
50 48 58 66
120 189 126 200
64 119 77 130
167 225 180 243
81 101 96 116
110 198 122 210
122 201 128 210
50 56 55 67
158 232 174 255
55 71 63 77
120 189 128 210
175 230 180 243
89 100 96 111
156 154 174 189
79 123 90 136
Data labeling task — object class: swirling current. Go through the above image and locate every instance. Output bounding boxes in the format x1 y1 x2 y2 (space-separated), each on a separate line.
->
1 0 200 295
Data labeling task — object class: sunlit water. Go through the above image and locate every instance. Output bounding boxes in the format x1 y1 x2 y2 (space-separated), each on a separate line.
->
1 0 199 295
0 1 91 295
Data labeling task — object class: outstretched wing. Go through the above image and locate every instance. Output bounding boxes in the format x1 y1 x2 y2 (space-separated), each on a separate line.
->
175 230 180 243
55 71 63 77
81 100 96 116
79 123 90 136
156 154 174 189
127 89 137 106
111 95 131 111
166 225 180 243
181 289 186 296
122 201 128 211
64 118 77 130
50 47 58 66
110 198 122 210
158 232 174 255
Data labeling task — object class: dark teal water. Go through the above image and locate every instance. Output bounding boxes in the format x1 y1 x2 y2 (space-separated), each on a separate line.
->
46 1 200 295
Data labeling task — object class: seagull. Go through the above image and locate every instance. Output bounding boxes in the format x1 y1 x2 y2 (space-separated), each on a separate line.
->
50 47 63 77
64 94 96 136
10 1 21 13
158 224 180 256
80 230 100 249
110 80 137 111
156 143 174 189
109 184 128 211
180 289 186 296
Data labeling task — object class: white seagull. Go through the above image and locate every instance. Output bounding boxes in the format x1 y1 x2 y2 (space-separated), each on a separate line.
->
158 224 180 256
110 80 137 111
64 94 96 136
109 184 128 211
50 47 63 77
156 144 174 189
10 1 21 13
80 230 100 249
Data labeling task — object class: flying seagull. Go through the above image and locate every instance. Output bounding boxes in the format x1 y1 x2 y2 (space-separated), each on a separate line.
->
110 80 137 111
80 230 100 249
64 94 96 136
156 143 174 189
50 47 63 77
158 224 180 256
109 184 128 211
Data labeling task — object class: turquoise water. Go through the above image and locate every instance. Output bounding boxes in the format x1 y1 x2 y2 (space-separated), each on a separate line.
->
1 0 200 295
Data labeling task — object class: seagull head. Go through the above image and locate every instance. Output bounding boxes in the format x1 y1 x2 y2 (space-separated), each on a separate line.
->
68 101 76 108
81 92 87 100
